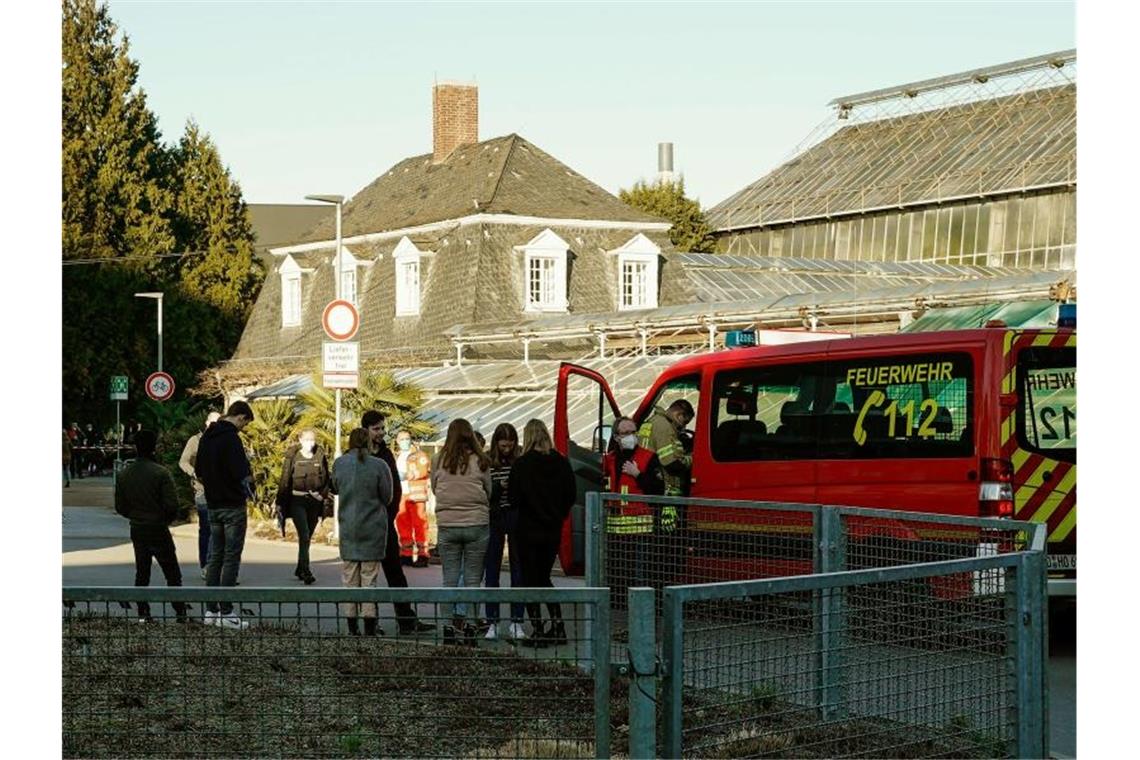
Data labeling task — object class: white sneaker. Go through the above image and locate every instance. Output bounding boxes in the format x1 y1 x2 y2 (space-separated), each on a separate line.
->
484 624 498 640
507 622 527 640
200 567 207 580
217 614 249 630
203 611 218 626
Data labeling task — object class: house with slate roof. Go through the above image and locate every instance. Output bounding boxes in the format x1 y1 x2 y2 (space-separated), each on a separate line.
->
224 83 681 387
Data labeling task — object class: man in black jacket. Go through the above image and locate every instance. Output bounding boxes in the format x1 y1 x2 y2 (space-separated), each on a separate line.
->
115 429 187 623
362 410 435 635
194 400 255 630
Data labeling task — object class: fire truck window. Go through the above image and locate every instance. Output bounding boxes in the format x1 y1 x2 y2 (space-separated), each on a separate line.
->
1017 346 1075 463
711 363 823 461
828 353 973 459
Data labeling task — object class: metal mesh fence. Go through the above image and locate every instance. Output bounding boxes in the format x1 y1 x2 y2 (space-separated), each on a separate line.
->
661 553 1045 759
594 493 1041 627
62 587 611 759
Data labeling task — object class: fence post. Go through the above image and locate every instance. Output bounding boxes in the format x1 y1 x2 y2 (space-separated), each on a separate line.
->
1012 551 1047 758
586 492 602 588
814 507 847 720
627 587 657 759
660 586 684 759
593 588 613 760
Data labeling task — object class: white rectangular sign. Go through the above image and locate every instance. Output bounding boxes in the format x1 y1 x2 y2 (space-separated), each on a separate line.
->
323 341 359 373
323 373 359 389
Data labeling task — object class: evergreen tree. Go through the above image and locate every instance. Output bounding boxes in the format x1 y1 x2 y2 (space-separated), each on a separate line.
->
62 0 173 261
169 121 264 320
619 178 717 253
61 0 265 424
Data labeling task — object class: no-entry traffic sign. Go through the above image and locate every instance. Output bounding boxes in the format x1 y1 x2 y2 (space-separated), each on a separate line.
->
322 299 360 341
145 371 176 402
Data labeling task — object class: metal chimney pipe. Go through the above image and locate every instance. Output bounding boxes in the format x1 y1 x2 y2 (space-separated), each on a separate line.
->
657 142 675 184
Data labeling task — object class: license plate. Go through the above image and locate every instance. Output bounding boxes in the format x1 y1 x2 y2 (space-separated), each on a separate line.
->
1046 554 1076 571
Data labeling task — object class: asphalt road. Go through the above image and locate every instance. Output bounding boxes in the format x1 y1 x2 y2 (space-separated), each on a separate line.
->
62 477 1075 757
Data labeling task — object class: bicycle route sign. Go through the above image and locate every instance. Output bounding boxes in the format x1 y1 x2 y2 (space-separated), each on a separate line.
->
145 371 176 402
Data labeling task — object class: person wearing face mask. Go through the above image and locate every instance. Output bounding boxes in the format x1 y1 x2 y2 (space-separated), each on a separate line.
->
394 429 433 568
275 428 331 585
603 416 664 601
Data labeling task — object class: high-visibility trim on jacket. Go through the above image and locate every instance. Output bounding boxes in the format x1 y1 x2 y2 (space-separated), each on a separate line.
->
638 407 691 500
604 446 656 534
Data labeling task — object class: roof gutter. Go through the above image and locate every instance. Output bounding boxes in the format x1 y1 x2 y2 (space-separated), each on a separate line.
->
270 213 671 255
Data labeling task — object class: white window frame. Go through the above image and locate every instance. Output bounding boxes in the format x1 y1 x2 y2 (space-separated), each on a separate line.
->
280 254 303 327
611 233 660 310
393 237 422 316
520 229 570 313
338 246 360 306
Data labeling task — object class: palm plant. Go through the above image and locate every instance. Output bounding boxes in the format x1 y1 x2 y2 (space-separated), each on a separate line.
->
242 398 300 519
294 371 435 455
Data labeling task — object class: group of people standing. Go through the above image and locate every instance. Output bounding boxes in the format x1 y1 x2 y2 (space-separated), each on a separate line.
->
112 401 581 645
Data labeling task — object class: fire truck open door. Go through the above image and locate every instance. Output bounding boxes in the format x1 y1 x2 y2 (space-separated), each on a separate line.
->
553 363 621 576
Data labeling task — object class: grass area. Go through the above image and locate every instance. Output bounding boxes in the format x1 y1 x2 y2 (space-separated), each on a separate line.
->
680 687 1010 759
63 614 627 759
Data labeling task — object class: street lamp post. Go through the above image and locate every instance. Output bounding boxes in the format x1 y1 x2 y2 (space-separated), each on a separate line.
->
305 194 345 539
134 292 164 373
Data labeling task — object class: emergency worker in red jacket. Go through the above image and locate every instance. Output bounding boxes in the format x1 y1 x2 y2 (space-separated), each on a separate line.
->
603 416 664 599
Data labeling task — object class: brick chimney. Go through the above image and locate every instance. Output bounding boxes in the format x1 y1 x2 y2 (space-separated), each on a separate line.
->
432 82 478 163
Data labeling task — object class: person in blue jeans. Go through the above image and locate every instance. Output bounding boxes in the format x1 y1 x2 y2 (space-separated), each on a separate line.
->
180 411 221 579
194 401 255 630
483 423 527 641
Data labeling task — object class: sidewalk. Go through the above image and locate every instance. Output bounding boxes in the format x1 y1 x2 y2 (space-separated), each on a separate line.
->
62 475 114 509
61 476 575 591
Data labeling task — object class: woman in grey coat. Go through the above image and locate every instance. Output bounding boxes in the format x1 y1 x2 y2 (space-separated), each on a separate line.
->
331 428 393 636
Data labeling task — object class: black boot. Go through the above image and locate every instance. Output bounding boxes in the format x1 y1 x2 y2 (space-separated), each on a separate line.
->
346 617 360 636
547 620 568 647
521 621 548 648
363 617 383 636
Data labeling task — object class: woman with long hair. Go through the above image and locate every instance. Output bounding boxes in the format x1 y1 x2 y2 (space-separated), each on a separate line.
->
430 418 493 645
274 428 331 584
482 423 526 641
331 428 394 636
509 418 577 647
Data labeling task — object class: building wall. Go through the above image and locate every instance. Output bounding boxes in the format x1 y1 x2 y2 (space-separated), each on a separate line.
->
714 189 1075 270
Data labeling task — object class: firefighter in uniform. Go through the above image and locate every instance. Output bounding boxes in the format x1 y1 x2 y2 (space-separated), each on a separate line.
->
637 399 695 593
394 429 433 567
603 417 664 601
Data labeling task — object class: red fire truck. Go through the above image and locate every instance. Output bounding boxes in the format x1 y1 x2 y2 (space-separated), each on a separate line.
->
554 323 1076 597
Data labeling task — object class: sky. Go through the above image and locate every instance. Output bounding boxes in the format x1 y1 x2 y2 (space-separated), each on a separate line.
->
103 1 1075 210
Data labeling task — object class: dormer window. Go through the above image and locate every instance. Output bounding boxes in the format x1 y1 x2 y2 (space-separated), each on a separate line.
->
611 233 660 310
520 229 569 313
339 246 360 306
280 255 303 327
393 237 422 316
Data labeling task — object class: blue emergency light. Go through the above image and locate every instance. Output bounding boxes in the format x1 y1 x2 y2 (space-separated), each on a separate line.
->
1057 303 1076 328
725 330 757 348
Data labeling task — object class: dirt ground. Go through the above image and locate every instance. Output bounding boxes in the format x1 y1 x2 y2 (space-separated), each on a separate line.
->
63 614 621 759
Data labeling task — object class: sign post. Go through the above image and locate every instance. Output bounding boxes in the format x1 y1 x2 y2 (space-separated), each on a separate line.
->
110 376 128 488
322 297 360 541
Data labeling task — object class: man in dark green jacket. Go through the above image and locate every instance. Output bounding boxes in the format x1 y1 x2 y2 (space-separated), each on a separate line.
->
115 429 187 622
